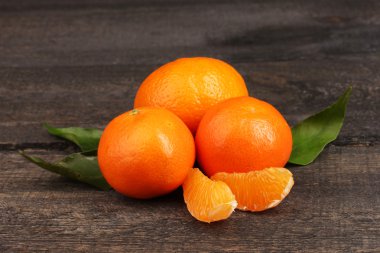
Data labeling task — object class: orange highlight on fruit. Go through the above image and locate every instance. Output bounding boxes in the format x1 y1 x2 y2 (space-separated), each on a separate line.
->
98 107 195 199
183 168 237 223
134 57 248 134
196 96 292 176
212 167 294 212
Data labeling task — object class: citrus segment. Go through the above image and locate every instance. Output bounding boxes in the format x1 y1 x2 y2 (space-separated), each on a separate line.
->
183 168 237 223
212 167 294 212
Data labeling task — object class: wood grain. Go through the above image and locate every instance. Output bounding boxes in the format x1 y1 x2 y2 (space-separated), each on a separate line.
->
0 0 379 148
1 61 379 150
0 0 379 252
1 146 379 252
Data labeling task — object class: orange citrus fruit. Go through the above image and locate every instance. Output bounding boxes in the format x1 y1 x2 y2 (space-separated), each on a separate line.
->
183 168 237 223
134 57 249 134
196 96 292 176
98 107 195 199
212 167 294 212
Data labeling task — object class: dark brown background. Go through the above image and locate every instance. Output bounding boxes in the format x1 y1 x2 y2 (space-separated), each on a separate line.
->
1 0 379 252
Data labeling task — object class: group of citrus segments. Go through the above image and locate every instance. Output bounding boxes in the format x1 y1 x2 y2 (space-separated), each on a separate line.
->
98 57 295 223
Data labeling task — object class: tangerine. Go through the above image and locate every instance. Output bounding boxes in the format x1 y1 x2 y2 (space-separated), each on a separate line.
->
196 96 292 176
98 107 195 199
134 57 248 134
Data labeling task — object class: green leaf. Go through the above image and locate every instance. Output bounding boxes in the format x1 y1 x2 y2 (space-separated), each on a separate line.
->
289 86 352 165
44 124 102 152
19 151 111 190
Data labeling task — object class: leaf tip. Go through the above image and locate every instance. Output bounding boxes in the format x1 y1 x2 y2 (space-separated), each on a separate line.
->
18 150 32 161
43 123 55 131
343 86 353 99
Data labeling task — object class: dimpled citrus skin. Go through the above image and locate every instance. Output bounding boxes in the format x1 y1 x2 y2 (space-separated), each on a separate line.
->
98 107 195 199
196 97 292 176
134 57 248 134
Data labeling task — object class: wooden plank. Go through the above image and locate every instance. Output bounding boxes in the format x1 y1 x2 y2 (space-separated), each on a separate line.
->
0 0 379 68
0 59 379 148
0 0 379 252
1 145 379 252
0 0 379 149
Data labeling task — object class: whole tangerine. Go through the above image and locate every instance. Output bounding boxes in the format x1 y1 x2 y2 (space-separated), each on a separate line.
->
98 107 195 199
134 57 248 134
195 96 292 176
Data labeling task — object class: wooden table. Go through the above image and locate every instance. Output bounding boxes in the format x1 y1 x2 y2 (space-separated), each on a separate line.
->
1 0 379 252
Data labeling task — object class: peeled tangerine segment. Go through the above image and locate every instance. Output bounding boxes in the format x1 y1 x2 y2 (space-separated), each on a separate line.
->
183 168 237 223
212 167 294 212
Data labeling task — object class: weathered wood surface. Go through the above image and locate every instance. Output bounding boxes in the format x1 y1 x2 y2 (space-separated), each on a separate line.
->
0 0 379 252
1 146 379 252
